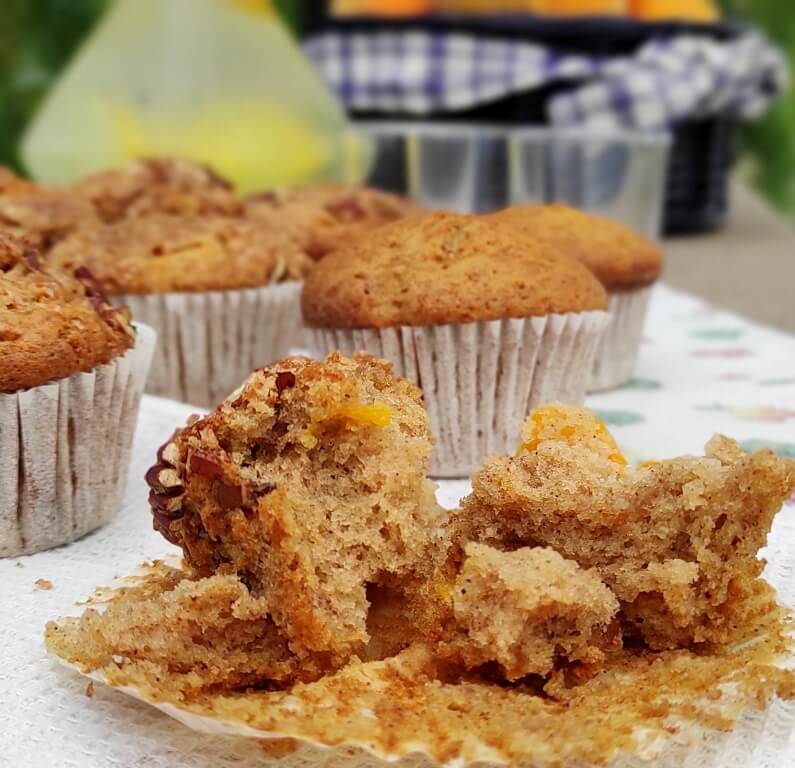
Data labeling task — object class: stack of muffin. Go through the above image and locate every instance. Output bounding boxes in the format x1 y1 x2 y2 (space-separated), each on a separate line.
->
1 160 419 404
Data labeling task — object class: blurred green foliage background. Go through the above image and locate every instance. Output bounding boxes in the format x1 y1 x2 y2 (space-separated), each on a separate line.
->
720 0 795 216
1 0 793 219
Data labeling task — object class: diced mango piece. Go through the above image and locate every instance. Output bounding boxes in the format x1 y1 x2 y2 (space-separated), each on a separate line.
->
337 402 393 428
519 404 627 466
301 402 393 448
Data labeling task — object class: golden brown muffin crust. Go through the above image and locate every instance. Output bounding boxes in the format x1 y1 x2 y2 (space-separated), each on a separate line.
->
72 157 242 223
48 214 310 294
302 212 608 329
491 204 663 290
0 232 134 393
245 184 423 260
0 167 96 250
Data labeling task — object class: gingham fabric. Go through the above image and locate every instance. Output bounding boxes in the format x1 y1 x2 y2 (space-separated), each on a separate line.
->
305 30 788 129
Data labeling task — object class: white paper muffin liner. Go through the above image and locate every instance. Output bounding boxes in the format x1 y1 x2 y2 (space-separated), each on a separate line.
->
54 652 795 768
308 310 609 477
0 323 155 558
116 282 302 408
589 286 653 392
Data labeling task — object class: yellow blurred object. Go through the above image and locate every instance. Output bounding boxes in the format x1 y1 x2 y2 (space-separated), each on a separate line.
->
630 0 719 21
438 0 626 12
22 0 370 190
332 0 434 15
530 0 627 14
111 102 331 194
436 1 533 10
227 0 274 15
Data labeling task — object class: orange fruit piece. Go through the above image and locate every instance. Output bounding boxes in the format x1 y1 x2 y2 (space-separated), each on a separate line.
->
630 0 719 22
530 0 628 15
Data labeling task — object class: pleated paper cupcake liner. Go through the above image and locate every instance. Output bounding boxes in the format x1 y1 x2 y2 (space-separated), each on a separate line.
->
0 323 156 557
54 646 795 768
309 311 609 477
116 282 302 408
589 286 653 392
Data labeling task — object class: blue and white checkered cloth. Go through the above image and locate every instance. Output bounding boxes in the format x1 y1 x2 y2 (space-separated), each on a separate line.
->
305 30 788 130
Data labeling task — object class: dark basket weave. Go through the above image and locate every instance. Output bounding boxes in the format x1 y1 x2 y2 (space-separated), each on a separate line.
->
302 12 742 234
664 117 735 234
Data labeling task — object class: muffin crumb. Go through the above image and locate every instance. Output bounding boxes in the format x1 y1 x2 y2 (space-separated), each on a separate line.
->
146 352 446 660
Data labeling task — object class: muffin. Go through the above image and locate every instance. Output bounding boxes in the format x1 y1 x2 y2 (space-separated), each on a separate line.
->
48 213 310 407
303 212 609 476
458 404 795 649
491 204 663 390
245 183 423 260
0 232 154 556
146 352 444 662
0 167 96 250
47 401 795 767
71 157 242 223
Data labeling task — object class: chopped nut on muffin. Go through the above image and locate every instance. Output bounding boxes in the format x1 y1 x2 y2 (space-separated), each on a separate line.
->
0 231 134 393
72 157 243 223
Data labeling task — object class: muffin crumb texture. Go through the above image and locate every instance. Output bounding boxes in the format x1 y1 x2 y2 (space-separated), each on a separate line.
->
445 543 620 681
46 357 795 767
0 232 133 392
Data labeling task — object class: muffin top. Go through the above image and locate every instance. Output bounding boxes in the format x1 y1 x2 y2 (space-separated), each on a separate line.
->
490 204 663 290
0 167 96 250
246 184 423 260
302 212 608 329
47 214 310 295
0 232 135 393
72 157 242 223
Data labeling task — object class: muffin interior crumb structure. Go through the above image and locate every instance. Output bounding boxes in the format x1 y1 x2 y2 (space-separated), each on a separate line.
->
458 405 795 649
147 353 446 660
45 367 795 766
444 543 621 681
